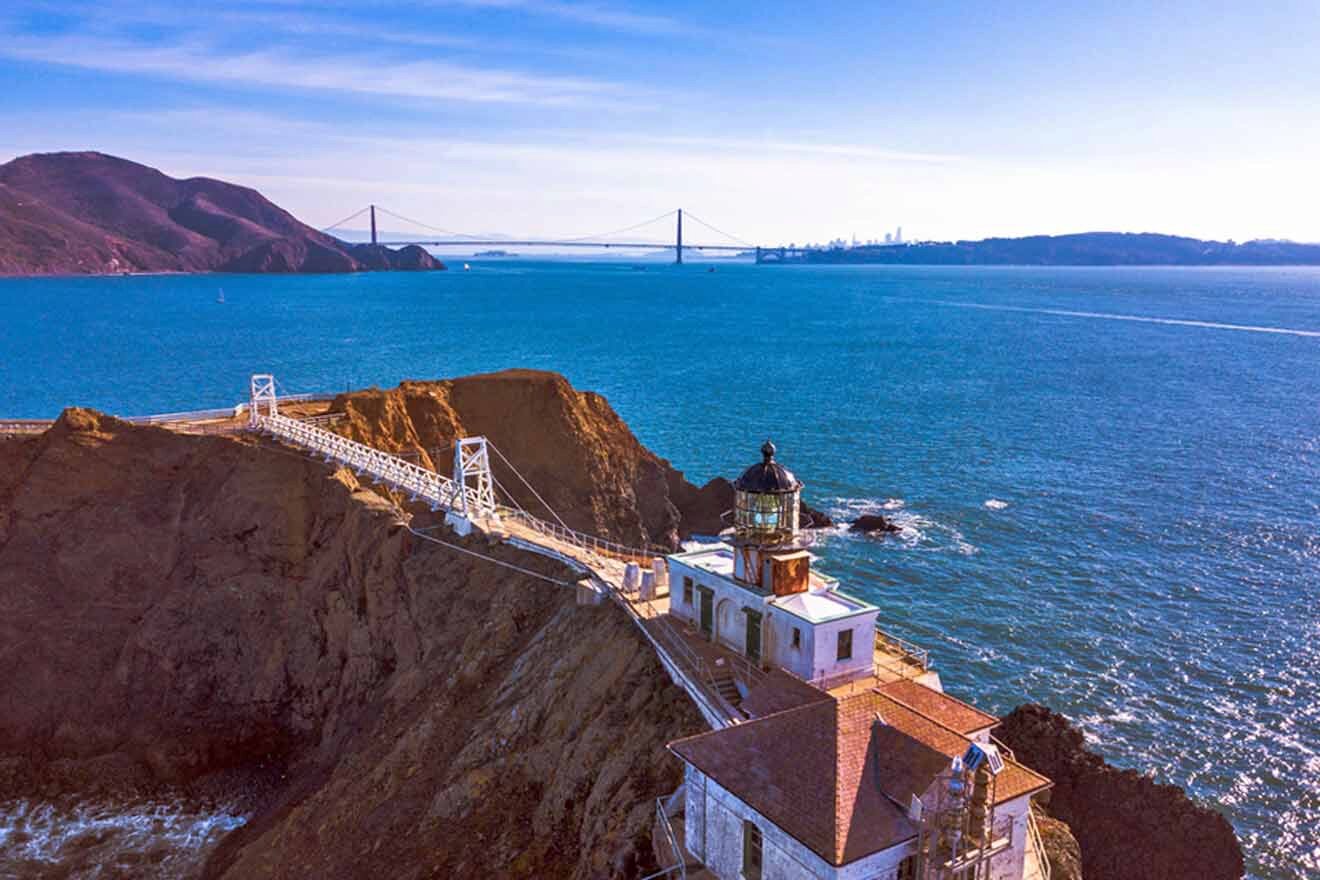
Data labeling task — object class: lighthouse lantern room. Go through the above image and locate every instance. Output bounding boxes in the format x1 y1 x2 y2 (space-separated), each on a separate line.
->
731 441 809 595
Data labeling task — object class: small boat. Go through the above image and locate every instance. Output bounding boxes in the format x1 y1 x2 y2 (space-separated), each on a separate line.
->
216 289 226 303
463 263 471 272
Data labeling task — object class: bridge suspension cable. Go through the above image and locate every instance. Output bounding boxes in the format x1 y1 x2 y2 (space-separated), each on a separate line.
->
320 206 372 234
373 206 486 240
558 209 677 243
680 210 755 248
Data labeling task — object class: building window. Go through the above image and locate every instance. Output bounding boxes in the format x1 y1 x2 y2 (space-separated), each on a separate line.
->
791 627 802 651
897 855 917 880
742 820 763 880
837 628 853 661
683 577 694 605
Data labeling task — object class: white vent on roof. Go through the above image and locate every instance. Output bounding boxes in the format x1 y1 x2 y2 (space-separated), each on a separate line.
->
908 794 923 822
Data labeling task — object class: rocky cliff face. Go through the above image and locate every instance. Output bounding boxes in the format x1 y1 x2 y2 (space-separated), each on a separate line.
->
0 152 443 275
0 408 703 878
327 370 829 550
996 705 1244 880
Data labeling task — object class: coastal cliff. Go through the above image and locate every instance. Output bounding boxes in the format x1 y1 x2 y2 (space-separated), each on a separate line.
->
326 370 829 549
0 152 443 275
0 374 1242 879
0 407 702 877
996 704 1244 880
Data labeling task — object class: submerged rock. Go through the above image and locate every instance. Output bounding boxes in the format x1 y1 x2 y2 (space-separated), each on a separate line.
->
996 704 1244 880
849 513 901 534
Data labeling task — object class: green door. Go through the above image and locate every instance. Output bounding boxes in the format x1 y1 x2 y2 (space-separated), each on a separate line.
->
745 610 762 664
699 588 714 637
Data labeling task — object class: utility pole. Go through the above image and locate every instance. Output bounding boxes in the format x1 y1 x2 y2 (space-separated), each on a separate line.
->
370 204 377 245
675 208 683 265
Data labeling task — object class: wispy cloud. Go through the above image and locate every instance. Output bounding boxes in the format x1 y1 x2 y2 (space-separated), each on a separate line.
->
439 0 688 35
0 29 633 106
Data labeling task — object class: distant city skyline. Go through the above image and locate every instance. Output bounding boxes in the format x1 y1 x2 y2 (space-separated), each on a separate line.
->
2 1 1318 244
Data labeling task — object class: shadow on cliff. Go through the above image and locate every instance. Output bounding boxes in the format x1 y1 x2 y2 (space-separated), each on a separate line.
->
0 405 704 878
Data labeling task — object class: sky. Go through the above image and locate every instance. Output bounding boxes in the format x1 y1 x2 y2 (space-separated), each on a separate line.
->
2 0 1319 245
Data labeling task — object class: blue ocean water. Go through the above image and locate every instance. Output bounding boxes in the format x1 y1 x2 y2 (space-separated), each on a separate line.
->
1 263 1317 879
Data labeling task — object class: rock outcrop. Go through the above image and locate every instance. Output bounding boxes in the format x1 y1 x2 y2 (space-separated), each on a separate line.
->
996 704 1244 880
326 370 831 550
0 152 444 275
0 407 704 878
849 513 900 534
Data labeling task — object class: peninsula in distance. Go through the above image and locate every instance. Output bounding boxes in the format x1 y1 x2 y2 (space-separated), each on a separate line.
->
4 151 1320 275
0 152 443 276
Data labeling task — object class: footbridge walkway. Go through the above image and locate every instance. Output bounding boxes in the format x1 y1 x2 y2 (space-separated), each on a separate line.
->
246 374 746 730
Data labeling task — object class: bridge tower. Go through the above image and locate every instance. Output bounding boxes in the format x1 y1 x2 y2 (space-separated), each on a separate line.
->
453 437 498 520
370 204 377 245
675 208 683 265
249 374 277 427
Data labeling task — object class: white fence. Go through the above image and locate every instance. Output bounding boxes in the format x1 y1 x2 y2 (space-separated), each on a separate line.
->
256 413 493 516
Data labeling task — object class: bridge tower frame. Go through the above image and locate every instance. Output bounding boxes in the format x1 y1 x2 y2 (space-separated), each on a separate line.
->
675 208 683 264
249 374 278 427
453 437 497 519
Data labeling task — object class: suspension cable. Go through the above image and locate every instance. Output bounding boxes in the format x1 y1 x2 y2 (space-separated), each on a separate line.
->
320 206 371 234
407 526 577 586
488 441 572 530
681 210 754 247
373 206 485 240
558 209 677 243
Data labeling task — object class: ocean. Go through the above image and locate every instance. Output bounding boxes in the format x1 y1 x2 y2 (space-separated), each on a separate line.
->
1 262 1317 879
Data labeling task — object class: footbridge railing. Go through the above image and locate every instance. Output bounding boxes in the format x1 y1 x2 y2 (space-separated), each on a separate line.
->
256 412 494 516
501 508 660 566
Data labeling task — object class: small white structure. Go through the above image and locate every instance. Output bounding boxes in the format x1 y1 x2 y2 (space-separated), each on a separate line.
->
667 442 878 686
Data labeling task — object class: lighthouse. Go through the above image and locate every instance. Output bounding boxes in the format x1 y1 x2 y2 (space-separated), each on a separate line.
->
730 440 811 595
667 441 881 683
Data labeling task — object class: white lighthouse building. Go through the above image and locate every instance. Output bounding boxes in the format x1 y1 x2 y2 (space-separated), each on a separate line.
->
667 441 894 688
660 442 1051 880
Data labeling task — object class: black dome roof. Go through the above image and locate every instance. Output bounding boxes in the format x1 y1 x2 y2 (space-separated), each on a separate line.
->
733 440 802 493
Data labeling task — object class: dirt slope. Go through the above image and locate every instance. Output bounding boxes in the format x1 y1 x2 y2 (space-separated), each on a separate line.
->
0 408 702 878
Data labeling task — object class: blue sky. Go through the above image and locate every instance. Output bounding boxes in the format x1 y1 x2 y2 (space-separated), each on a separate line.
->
2 0 1318 244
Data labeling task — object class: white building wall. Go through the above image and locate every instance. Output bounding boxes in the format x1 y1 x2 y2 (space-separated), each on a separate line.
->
669 558 767 657
686 768 915 880
808 612 877 683
764 608 815 680
989 796 1031 880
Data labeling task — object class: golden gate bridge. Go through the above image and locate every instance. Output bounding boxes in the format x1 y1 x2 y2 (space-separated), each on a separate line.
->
320 205 807 264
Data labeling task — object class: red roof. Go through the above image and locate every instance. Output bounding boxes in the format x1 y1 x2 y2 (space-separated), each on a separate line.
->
668 689 1050 866
878 679 999 735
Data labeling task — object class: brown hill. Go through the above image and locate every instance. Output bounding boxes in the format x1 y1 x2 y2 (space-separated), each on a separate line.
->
327 369 831 550
0 408 702 878
0 151 444 275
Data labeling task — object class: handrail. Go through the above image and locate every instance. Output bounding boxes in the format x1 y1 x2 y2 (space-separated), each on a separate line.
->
653 796 687 880
1027 808 1051 880
0 420 52 435
501 507 659 565
257 413 489 514
875 626 931 671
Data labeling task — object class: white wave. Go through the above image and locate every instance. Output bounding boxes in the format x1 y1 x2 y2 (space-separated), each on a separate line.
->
820 496 978 554
921 299 1320 338
984 498 1008 510
0 798 246 876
